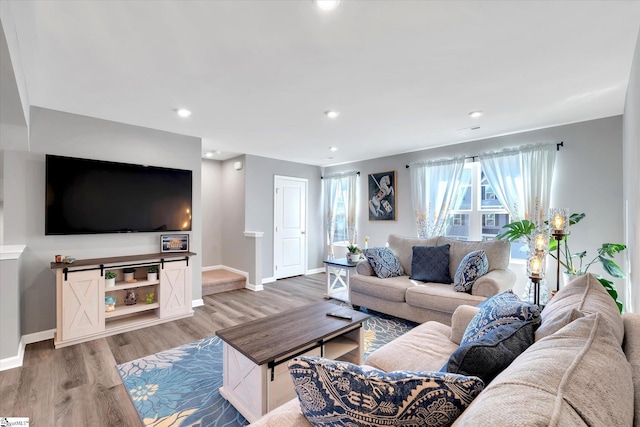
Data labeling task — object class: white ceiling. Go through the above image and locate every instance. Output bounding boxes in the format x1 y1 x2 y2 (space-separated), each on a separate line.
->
3 1 640 166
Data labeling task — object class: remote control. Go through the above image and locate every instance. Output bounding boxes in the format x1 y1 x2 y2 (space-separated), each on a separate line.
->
327 312 352 320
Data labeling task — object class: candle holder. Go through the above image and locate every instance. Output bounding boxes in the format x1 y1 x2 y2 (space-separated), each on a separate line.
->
527 227 548 306
549 208 570 291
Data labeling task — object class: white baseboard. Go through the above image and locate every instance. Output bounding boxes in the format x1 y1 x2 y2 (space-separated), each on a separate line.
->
192 299 204 308
23 328 55 344
0 338 24 371
306 267 325 275
246 283 264 291
0 328 56 371
262 276 276 284
202 264 225 272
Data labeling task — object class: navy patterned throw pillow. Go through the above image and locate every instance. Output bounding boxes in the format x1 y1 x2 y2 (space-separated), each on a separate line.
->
443 319 539 384
461 290 540 345
288 357 485 427
363 247 404 278
454 250 489 293
410 244 451 283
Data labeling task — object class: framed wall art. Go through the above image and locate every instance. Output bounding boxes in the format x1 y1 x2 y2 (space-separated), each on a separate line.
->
368 170 396 221
161 234 189 252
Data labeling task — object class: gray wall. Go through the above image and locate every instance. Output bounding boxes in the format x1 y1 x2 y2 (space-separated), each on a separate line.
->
3 107 203 335
244 155 323 279
324 116 625 305
0 254 22 359
220 156 247 272
201 159 223 267
623 29 640 314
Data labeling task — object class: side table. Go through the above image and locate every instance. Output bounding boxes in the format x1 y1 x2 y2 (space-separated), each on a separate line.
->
324 257 359 302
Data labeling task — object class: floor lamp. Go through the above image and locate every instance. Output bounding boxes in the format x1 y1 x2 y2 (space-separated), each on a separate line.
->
550 208 570 292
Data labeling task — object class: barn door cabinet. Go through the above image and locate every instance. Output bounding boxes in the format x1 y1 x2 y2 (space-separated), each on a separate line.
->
52 252 195 348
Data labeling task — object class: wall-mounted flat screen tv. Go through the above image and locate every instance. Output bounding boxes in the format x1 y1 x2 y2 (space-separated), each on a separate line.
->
46 154 192 235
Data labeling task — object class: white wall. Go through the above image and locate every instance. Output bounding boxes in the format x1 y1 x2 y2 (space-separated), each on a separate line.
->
324 116 625 306
623 29 640 314
201 159 223 267
4 107 203 335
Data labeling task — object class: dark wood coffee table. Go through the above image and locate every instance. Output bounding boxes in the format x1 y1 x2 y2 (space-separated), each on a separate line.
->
216 301 370 422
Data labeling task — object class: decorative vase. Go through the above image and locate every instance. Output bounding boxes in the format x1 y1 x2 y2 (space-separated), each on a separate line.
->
562 272 583 287
147 272 158 281
105 296 116 312
124 272 135 282
347 253 361 263
105 277 116 287
124 289 138 305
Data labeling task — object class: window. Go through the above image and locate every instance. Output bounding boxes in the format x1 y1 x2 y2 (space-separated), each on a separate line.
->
445 163 524 259
332 194 348 244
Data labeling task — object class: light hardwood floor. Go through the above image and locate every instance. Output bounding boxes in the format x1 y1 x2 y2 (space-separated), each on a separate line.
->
0 273 327 427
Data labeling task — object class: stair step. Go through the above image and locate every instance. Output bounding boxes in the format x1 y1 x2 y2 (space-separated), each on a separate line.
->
202 269 246 295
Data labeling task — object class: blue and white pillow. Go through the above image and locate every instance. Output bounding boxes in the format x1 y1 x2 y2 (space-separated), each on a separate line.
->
461 290 540 345
363 247 404 278
454 250 489 292
288 357 484 427
410 244 451 283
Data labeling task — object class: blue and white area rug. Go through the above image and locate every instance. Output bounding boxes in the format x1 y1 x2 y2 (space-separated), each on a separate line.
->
117 310 417 427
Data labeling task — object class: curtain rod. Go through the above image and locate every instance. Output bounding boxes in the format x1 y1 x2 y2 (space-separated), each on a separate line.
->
321 171 360 179
405 141 564 168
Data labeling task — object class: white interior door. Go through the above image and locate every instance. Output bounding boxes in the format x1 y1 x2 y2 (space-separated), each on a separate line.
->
274 176 307 279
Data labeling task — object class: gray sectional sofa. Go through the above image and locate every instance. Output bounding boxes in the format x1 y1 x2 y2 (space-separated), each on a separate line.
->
249 273 640 426
350 234 516 325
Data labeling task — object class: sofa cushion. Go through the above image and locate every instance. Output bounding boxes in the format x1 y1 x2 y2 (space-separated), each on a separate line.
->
366 320 459 372
349 274 413 302
461 291 540 345
453 313 634 426
540 273 624 345
535 308 583 341
443 319 537 384
363 247 404 279
387 234 439 276
410 244 451 283
436 237 510 281
453 250 488 292
289 356 484 427
405 283 485 314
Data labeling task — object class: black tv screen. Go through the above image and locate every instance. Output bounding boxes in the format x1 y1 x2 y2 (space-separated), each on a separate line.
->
46 155 192 235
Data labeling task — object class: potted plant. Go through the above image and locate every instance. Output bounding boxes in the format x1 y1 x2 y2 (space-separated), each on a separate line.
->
105 271 117 287
147 266 158 281
497 213 626 312
123 267 136 282
346 244 363 263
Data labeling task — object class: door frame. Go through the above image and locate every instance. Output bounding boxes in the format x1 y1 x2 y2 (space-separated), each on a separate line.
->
273 175 308 279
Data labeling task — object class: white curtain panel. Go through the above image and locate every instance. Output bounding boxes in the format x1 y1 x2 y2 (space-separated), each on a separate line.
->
479 143 556 226
323 171 359 256
410 157 465 238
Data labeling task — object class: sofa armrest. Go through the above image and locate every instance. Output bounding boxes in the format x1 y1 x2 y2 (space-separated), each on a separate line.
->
449 305 481 345
622 313 640 425
248 398 310 426
355 259 375 276
471 268 516 297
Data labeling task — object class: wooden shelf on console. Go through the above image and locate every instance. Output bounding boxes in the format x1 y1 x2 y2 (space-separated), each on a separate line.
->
106 279 160 291
105 302 159 319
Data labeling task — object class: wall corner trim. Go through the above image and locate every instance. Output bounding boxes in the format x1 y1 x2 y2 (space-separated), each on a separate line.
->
243 231 264 238
0 337 24 371
0 244 27 260
192 299 204 308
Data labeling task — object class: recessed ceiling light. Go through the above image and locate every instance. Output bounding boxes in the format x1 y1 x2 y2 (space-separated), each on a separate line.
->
468 111 483 118
177 109 192 118
204 152 214 158
325 110 339 119
314 0 340 11
329 146 338 152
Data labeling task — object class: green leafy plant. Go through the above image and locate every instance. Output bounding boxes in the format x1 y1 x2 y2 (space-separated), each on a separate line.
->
346 244 362 254
497 213 626 312
147 266 158 273
105 271 117 280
